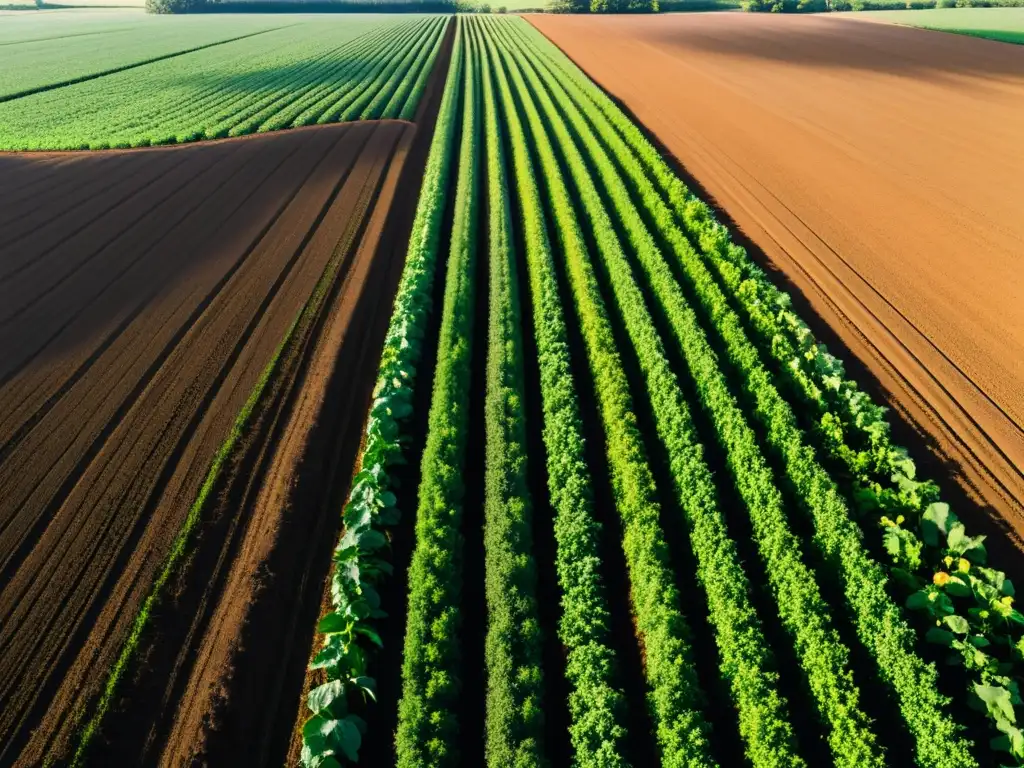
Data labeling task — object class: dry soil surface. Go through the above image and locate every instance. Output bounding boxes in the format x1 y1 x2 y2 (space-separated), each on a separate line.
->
0 119 415 766
532 12 1024 538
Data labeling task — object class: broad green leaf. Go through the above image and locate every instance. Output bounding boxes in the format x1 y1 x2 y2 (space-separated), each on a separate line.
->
922 502 952 546
945 575 973 598
975 683 1017 724
355 624 384 648
357 529 387 552
323 717 363 762
308 680 346 714
926 627 955 646
311 636 346 671
318 612 349 635
882 528 901 559
906 590 931 611
351 675 377 701
993 716 1024 758
943 614 970 635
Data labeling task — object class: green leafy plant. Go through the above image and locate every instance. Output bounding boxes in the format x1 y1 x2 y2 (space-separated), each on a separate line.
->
300 21 462 767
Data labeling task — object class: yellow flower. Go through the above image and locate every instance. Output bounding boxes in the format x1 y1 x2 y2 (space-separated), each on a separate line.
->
880 516 892 527
958 558 971 573
943 556 954 568
1001 595 1014 607
934 571 951 586
980 610 990 620
896 515 905 525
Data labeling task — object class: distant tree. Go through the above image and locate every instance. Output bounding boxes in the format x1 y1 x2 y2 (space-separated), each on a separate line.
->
591 0 657 10
146 0 206 13
549 0 589 11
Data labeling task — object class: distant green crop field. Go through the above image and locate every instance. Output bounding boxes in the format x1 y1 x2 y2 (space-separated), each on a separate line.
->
0 14 289 100
861 8 1024 44
0 14 449 150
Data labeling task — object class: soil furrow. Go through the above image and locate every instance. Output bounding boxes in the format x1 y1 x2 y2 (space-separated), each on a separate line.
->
0 120 424 767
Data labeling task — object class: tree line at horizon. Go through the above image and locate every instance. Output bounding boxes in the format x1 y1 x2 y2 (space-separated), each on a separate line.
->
145 0 660 16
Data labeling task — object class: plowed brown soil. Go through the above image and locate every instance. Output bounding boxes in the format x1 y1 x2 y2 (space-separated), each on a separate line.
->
531 12 1024 540
0 119 417 767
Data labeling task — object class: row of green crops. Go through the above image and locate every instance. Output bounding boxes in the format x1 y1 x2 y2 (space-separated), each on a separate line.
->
305 13 1022 768
393 14 479 765
299 18 463 768
0 15 449 151
477 17 546 767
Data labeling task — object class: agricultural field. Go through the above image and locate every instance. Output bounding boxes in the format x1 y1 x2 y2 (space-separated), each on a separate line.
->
0 13 447 149
297 13 1024 768
1 6 1023 768
0 12 284 99
533 10 1024 539
0 15 452 766
859 7 1024 44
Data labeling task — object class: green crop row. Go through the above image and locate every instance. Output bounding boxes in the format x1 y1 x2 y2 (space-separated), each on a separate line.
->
581 53 1024 760
299 20 463 768
475 19 548 766
0 15 287 102
0 16 448 151
394 19 479 768
500 17 889 768
399 23 448 122
288 22 425 130
487 19 717 768
477 17 633 768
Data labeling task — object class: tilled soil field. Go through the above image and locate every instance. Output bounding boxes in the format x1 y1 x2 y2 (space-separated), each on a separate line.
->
531 12 1024 545
0 118 421 766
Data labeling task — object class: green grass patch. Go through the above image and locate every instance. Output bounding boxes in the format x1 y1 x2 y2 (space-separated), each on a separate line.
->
859 8 1024 44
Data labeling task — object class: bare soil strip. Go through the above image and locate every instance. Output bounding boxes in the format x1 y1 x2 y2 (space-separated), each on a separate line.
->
531 12 1024 544
0 119 419 767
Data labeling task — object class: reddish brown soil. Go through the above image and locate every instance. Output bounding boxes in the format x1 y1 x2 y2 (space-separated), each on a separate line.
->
531 12 1024 541
0 119 417 767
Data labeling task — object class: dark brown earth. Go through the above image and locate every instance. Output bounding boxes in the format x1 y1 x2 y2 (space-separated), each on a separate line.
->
0 119 418 767
531 12 1024 548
